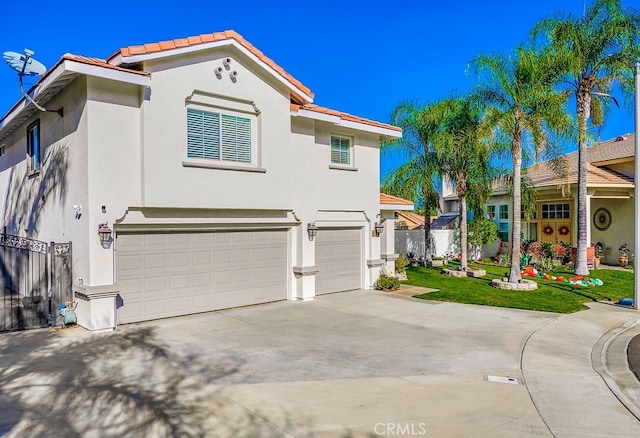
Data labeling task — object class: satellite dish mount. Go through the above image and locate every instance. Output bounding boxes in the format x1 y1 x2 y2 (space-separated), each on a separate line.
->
3 49 63 117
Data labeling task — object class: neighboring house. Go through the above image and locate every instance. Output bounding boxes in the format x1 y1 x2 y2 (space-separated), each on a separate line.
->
395 211 425 230
441 133 635 264
0 30 401 331
380 193 414 268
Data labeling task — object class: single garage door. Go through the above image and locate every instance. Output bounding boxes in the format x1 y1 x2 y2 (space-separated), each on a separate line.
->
116 230 288 324
315 228 362 295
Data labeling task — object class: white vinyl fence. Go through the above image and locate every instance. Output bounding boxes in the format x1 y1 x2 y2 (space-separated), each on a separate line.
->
395 229 459 258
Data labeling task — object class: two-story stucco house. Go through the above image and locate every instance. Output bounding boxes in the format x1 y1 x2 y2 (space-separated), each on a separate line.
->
0 31 401 331
441 133 635 264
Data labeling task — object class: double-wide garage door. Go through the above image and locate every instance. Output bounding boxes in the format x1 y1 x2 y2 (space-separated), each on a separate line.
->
315 228 362 295
117 230 287 324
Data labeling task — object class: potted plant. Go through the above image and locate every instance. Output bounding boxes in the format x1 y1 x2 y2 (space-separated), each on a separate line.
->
619 244 629 267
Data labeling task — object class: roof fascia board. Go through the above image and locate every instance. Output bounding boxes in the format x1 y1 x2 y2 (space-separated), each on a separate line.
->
64 60 151 87
293 109 402 138
591 157 634 166
0 61 68 128
116 40 313 104
385 203 415 211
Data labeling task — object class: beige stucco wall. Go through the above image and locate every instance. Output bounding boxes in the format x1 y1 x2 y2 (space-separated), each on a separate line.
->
85 77 143 285
590 198 634 265
0 76 90 284
1 45 387 329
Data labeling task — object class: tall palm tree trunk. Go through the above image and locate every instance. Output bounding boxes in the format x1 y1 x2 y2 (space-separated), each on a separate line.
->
575 91 590 275
510 138 523 283
459 192 468 271
423 190 432 263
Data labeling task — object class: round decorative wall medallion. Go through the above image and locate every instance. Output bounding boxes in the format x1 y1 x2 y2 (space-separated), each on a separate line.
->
543 225 554 236
593 207 612 231
558 225 570 236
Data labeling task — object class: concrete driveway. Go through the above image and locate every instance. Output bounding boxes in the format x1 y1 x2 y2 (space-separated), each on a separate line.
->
1 289 639 437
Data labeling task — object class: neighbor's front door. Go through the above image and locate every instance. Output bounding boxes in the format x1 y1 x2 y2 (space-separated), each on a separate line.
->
539 221 571 244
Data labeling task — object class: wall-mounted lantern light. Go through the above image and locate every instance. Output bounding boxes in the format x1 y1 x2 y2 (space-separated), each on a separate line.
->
307 223 319 241
374 222 385 237
98 222 113 249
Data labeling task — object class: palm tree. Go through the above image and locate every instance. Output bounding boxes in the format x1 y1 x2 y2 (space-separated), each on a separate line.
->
471 47 569 283
434 96 493 270
532 0 640 275
382 101 443 262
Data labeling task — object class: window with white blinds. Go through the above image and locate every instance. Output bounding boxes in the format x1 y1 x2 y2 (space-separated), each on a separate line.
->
331 136 351 165
187 108 251 163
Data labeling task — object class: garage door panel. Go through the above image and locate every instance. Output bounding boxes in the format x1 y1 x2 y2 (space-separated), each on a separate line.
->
117 230 288 324
170 295 190 311
193 273 211 287
316 229 361 295
170 274 190 289
119 254 142 272
193 293 211 308
194 251 212 265
171 252 190 267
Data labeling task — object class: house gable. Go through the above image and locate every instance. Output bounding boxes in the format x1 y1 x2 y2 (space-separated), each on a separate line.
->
108 30 314 105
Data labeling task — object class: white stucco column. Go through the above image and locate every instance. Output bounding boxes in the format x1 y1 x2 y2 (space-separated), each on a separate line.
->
379 212 398 275
586 192 593 246
292 223 317 301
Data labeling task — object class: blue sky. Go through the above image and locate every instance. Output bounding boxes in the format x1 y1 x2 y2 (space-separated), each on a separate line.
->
0 1 635 181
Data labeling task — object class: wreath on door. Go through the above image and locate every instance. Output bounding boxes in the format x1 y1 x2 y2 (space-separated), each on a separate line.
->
558 225 570 236
543 225 554 236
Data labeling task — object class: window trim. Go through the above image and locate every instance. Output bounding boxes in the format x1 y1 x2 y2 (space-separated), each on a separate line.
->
184 106 257 170
330 135 353 167
27 120 41 173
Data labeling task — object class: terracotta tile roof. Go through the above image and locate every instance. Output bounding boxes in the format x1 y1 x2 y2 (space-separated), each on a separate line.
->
380 193 414 205
62 53 150 76
293 103 402 133
108 30 313 101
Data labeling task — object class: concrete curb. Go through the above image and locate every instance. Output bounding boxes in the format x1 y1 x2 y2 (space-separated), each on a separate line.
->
593 317 640 420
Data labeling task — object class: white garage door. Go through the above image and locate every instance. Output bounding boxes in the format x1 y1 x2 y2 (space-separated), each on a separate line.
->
116 230 288 324
315 228 362 295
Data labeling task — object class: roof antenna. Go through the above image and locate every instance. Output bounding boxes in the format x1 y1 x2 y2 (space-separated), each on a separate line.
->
2 49 63 117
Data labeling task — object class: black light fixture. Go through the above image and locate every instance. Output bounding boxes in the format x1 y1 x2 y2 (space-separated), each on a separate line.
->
98 222 113 249
374 222 385 236
307 223 319 241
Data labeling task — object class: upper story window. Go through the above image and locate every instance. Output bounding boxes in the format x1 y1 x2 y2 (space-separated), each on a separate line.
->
330 136 351 166
187 108 251 163
541 203 570 219
27 120 40 172
486 205 496 220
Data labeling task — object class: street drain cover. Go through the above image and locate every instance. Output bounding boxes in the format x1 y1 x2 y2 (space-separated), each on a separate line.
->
485 375 520 385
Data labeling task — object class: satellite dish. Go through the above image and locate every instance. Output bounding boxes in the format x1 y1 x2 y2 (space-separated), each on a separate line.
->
3 51 46 76
2 48 63 117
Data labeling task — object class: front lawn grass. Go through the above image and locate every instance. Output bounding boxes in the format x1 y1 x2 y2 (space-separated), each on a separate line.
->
405 262 633 313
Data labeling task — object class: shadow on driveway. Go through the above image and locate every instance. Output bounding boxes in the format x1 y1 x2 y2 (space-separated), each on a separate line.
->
0 326 318 437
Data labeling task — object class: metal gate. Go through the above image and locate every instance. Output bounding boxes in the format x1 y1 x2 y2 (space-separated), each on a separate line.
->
0 234 72 332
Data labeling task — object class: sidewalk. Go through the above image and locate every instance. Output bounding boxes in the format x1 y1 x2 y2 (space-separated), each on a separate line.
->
522 302 640 437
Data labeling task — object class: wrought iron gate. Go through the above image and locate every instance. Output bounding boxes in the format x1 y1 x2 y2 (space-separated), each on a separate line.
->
0 234 72 332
